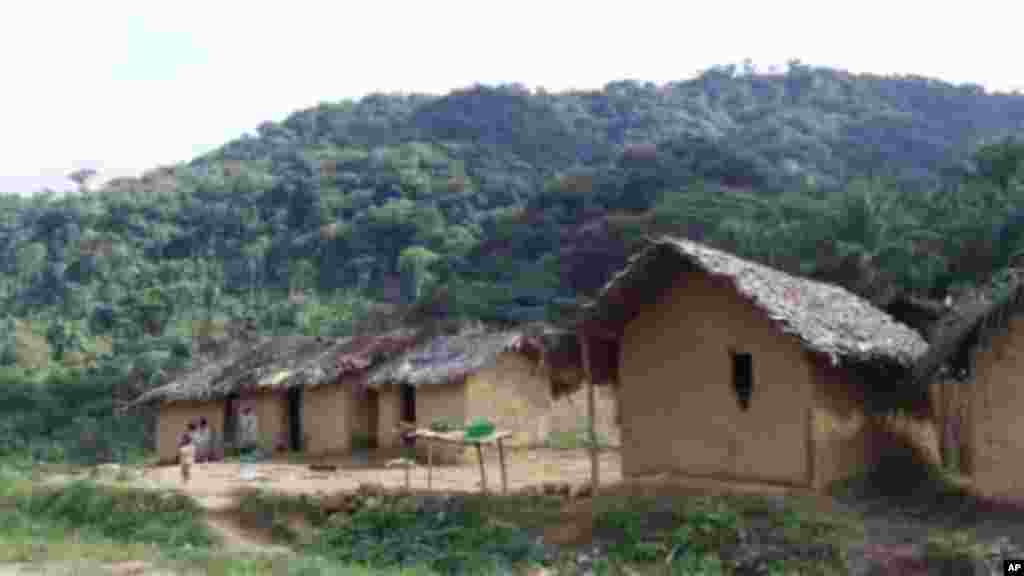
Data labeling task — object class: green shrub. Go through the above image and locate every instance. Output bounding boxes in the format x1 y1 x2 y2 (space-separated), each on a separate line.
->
668 499 741 557
0 369 149 466
310 496 544 574
234 488 327 542
594 497 740 568
19 480 215 549
923 531 985 575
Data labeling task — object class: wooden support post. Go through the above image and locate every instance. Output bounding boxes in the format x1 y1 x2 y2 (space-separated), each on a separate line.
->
497 438 508 495
950 379 962 473
581 332 599 494
404 462 411 491
427 441 433 490
475 443 488 493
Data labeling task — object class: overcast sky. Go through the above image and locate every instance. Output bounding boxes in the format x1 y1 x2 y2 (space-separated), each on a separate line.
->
1 0 1021 195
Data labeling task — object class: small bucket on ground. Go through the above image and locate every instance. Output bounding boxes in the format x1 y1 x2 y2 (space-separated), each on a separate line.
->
239 449 258 481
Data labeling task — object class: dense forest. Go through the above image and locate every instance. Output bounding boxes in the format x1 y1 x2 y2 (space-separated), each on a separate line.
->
2 62 1024 461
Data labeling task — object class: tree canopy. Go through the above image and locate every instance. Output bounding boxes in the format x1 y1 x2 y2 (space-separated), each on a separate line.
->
2 63 1024 394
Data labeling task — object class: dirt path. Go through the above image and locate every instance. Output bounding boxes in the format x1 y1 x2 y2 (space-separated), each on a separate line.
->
203 510 292 556
190 488 293 556
139 449 622 499
38 474 291 559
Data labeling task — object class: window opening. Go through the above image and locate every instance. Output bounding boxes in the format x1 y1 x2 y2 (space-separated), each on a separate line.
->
731 351 753 411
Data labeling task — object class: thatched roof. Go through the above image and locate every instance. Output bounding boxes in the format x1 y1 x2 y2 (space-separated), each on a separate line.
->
130 329 422 406
366 329 538 388
580 236 928 370
524 326 619 398
912 271 1024 384
878 292 950 342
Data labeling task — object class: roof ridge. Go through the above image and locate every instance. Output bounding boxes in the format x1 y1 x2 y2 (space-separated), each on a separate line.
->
586 235 928 368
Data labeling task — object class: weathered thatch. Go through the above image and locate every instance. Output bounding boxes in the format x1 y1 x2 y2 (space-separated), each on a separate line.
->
912 271 1024 385
580 236 928 371
130 329 423 406
367 329 535 388
518 325 619 398
879 292 950 342
129 343 257 406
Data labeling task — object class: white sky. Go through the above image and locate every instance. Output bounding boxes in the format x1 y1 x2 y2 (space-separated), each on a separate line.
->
1 0 1021 194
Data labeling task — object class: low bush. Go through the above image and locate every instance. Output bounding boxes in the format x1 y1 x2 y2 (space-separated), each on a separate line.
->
308 494 546 574
18 480 215 549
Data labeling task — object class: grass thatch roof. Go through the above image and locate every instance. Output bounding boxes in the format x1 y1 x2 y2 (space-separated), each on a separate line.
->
366 329 534 388
130 329 422 406
581 236 928 371
364 323 618 399
912 270 1024 385
523 326 619 398
878 292 950 342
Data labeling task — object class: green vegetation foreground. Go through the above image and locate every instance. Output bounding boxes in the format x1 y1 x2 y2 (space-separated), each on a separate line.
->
2 454 1022 575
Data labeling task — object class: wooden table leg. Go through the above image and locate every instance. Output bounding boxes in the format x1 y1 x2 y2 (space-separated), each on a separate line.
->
497 438 508 495
475 443 487 494
427 441 433 490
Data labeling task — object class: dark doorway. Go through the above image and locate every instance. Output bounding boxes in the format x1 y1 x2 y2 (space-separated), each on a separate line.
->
287 388 303 452
399 384 416 448
399 384 416 424
365 388 380 449
224 393 239 446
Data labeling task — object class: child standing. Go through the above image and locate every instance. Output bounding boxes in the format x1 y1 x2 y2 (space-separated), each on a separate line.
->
179 423 197 484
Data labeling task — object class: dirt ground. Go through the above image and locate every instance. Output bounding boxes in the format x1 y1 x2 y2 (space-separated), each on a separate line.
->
136 448 622 508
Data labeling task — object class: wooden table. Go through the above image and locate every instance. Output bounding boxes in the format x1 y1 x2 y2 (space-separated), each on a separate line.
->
398 424 513 494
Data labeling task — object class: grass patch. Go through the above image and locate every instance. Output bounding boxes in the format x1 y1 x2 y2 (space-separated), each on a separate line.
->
162 548 435 576
589 493 859 574
544 425 613 450
0 465 460 574
229 488 556 575
233 487 329 544
231 484 863 575
0 472 164 564
922 530 987 573
19 479 216 549
310 495 547 574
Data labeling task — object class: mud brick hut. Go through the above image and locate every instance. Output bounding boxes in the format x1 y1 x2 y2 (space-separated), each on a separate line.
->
573 236 930 491
366 327 619 464
912 269 1024 501
130 330 422 464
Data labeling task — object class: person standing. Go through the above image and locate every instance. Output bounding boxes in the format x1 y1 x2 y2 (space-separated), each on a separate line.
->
196 418 211 462
238 406 260 455
179 423 197 484
237 406 261 481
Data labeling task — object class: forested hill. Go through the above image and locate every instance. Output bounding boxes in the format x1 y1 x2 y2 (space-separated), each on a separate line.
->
3 62 1024 389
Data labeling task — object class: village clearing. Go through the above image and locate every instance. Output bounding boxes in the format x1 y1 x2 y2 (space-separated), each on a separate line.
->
3 448 1024 575
135 448 622 500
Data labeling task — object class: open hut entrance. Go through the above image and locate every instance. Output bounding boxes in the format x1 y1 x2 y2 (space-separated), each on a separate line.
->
399 384 416 424
352 385 380 451
287 388 303 452
365 388 380 449
399 384 416 448
224 393 239 446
